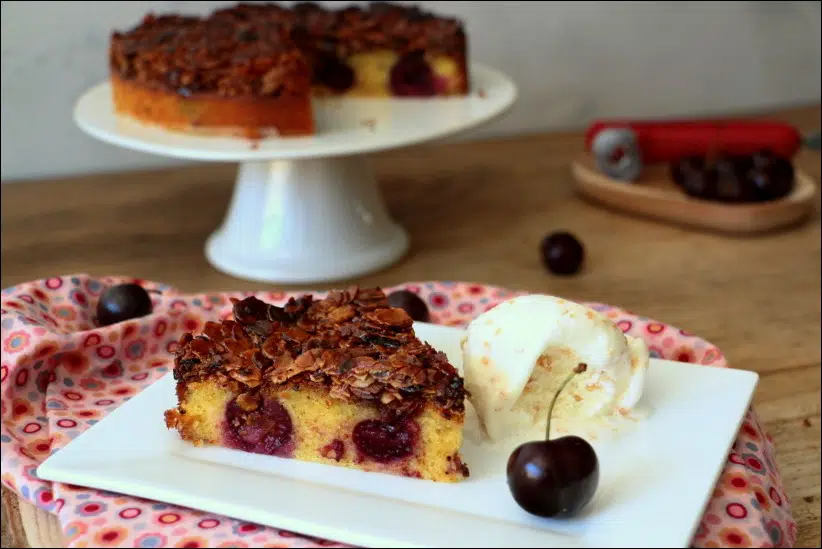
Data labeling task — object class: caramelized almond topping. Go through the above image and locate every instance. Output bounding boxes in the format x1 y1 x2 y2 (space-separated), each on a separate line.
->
110 3 465 98
172 286 465 419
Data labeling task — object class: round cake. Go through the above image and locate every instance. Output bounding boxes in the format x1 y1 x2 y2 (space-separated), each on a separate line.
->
108 2 470 138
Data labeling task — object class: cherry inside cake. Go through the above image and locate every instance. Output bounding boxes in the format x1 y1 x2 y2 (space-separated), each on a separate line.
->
164 287 469 482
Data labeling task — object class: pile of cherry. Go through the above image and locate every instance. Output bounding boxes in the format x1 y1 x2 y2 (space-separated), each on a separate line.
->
670 149 795 203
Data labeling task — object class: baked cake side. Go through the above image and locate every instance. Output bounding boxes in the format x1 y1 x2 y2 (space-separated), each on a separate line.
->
109 11 315 138
164 287 469 483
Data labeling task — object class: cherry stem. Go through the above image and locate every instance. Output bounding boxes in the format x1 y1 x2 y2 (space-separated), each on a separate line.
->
545 362 588 441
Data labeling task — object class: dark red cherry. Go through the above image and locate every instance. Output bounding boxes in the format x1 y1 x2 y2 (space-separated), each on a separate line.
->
225 397 293 456
712 154 758 203
506 363 599 518
387 290 430 323
507 436 599 518
96 283 153 327
390 52 436 97
353 418 419 462
747 151 795 201
679 167 718 200
540 232 585 276
671 155 719 199
314 53 354 93
670 155 705 188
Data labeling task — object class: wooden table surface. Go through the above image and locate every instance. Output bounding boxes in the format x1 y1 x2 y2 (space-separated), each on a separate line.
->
2 105 820 548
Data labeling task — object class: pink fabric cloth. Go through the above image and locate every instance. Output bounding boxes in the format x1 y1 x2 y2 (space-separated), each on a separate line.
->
1 275 796 548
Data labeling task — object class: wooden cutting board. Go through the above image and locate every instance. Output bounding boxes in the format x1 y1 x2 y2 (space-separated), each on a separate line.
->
571 154 818 234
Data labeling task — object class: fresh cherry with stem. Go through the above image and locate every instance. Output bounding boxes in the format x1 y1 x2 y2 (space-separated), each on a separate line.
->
506 363 600 518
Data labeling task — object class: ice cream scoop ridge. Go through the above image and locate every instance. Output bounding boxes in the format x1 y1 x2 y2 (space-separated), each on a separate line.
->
461 295 649 442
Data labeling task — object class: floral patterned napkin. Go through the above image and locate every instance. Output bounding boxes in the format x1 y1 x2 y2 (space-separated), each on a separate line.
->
0 275 796 548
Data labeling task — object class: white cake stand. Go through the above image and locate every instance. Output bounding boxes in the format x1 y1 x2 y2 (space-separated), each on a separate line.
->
73 64 517 284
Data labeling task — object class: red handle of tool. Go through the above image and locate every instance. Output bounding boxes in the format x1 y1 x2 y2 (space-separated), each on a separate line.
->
585 119 802 164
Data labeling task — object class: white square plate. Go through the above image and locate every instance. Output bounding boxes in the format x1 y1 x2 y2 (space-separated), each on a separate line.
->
37 323 758 548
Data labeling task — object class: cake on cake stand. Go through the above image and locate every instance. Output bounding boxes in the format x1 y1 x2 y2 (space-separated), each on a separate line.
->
73 63 517 284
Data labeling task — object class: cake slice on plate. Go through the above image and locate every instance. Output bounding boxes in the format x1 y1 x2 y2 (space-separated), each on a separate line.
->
164 287 469 482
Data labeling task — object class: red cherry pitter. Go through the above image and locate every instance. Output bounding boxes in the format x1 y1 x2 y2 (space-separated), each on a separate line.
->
571 118 817 234
584 118 803 181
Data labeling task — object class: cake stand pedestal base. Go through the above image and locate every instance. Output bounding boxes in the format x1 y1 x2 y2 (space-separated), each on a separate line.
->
205 155 409 284
73 64 517 283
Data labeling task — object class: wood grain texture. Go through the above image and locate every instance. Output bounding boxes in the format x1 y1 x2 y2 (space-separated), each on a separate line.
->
1 105 820 548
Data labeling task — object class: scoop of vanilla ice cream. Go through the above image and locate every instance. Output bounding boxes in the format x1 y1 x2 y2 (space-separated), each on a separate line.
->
461 295 648 442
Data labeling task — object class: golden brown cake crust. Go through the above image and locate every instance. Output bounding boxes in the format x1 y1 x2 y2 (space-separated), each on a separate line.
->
110 75 315 137
171 287 466 421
